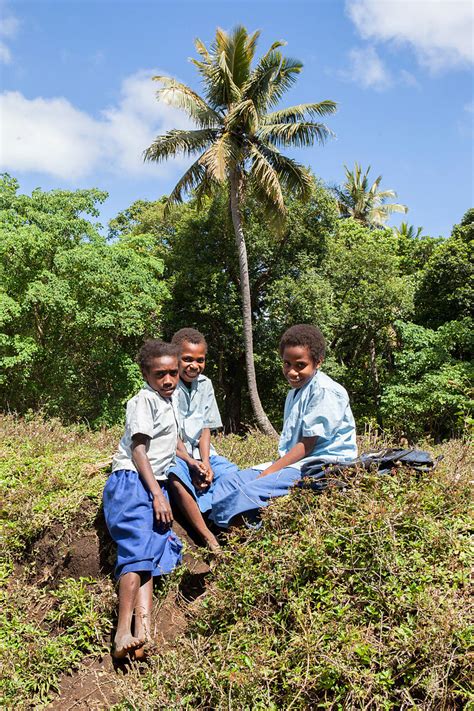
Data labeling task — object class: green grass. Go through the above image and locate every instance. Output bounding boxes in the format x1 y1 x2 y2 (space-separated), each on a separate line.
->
0 415 472 709
114 439 473 710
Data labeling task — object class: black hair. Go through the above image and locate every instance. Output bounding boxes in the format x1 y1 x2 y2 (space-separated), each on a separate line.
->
171 327 208 352
279 324 326 364
137 339 178 373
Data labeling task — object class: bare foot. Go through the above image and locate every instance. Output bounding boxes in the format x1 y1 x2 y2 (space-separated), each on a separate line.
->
112 632 144 659
131 645 149 661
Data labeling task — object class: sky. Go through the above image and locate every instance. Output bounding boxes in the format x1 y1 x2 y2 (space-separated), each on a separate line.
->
0 0 473 237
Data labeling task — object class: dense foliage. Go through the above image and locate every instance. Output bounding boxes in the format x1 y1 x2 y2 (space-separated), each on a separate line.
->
1 173 472 438
0 175 169 425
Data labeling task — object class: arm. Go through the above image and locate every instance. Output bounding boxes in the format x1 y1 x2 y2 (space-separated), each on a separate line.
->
176 437 207 473
256 435 317 479
198 428 214 484
131 434 173 525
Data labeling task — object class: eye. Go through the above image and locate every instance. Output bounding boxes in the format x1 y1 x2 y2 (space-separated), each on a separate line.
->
169 369 178 377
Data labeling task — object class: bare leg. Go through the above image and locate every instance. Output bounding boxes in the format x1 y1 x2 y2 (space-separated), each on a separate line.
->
113 571 144 658
169 475 220 550
132 574 153 659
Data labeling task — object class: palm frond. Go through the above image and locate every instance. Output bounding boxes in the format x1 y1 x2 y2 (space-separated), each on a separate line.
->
242 50 284 110
264 101 337 124
226 99 259 134
199 133 239 182
265 56 303 108
166 159 208 206
248 144 285 215
153 76 222 127
258 121 334 148
258 143 313 201
143 128 218 163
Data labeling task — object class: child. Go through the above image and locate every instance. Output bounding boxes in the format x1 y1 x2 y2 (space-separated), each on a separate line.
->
210 324 357 527
167 328 238 551
103 339 183 659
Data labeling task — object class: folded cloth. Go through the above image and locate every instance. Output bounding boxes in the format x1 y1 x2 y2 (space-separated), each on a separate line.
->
103 469 183 579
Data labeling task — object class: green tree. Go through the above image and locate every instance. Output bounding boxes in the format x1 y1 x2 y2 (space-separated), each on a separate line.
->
414 209 474 329
334 163 407 227
110 179 338 430
144 25 336 436
0 175 169 424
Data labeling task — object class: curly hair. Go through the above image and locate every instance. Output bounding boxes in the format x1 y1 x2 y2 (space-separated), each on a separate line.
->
279 324 326 364
171 327 208 352
137 339 178 373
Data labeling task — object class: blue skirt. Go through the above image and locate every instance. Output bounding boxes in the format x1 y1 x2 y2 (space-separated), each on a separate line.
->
103 469 183 580
168 454 239 513
209 465 301 528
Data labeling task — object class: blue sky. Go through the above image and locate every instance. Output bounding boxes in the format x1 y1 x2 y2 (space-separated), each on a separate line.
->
1 0 472 237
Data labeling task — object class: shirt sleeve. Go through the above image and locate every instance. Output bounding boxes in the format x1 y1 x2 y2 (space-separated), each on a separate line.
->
203 381 223 429
301 387 347 440
129 391 155 439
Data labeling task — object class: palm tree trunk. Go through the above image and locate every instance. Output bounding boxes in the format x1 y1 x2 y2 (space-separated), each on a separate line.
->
229 170 278 438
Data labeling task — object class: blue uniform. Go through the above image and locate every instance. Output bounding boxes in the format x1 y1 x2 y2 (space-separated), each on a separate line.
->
103 385 183 579
210 370 357 527
168 375 238 512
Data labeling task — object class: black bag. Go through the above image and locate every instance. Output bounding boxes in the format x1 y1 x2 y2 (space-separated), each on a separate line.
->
298 448 442 492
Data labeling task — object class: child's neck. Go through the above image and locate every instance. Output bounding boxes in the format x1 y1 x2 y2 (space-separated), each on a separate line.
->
181 378 193 390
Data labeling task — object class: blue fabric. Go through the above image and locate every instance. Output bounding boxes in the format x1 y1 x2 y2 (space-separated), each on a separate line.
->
278 370 357 469
168 454 239 513
209 465 301 528
103 469 183 580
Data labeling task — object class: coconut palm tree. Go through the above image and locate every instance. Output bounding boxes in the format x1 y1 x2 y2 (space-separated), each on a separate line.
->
334 163 407 227
144 26 336 436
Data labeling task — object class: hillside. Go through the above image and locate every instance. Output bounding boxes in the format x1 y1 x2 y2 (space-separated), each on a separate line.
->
0 415 472 709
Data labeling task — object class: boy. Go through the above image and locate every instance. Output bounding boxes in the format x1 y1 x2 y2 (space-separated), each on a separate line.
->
167 328 238 550
210 324 357 527
103 339 183 659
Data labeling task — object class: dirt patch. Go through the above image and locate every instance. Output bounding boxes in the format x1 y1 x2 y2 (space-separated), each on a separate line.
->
47 519 213 709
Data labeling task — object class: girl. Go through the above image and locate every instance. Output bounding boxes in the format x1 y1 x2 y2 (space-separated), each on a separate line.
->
210 324 357 527
103 340 183 659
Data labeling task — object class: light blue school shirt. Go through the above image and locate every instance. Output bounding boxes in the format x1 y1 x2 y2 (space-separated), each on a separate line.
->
278 370 357 469
112 384 180 481
177 374 223 459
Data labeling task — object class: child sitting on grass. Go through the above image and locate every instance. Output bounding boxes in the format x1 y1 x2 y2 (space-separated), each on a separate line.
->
210 324 357 528
103 339 183 659
167 328 238 551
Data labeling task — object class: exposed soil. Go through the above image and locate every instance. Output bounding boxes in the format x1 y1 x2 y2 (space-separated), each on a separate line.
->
46 519 212 710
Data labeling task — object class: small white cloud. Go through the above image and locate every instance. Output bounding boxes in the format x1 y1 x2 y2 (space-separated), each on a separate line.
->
341 46 392 89
399 69 419 88
346 0 474 72
0 1 19 64
0 69 194 180
464 100 474 114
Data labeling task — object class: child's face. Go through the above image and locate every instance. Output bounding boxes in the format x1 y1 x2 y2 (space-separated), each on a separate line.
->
143 355 179 398
282 345 320 389
178 341 206 383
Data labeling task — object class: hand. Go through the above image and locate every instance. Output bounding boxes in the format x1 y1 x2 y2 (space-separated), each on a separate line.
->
152 492 173 526
202 463 214 486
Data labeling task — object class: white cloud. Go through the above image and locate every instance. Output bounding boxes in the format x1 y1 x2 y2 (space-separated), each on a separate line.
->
0 70 193 180
346 0 474 71
343 46 392 89
0 1 19 64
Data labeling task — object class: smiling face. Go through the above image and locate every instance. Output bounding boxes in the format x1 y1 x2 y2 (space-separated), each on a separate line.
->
143 355 179 398
178 340 207 384
282 345 320 389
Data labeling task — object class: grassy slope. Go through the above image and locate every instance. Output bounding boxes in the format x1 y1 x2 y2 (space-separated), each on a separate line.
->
0 416 472 709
